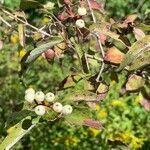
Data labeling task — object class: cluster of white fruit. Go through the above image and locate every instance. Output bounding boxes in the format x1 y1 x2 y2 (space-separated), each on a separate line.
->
25 88 73 116
75 7 87 28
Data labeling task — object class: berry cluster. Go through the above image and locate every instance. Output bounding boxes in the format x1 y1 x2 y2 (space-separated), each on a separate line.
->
25 88 73 116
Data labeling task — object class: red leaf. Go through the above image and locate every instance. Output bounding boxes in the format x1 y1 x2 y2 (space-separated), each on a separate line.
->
58 13 66 21
83 119 103 129
66 7 75 17
89 0 102 10
98 33 107 44
64 0 72 5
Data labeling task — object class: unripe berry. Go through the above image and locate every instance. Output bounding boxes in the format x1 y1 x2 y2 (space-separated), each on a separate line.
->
45 92 55 102
75 19 85 28
34 105 46 116
25 88 35 94
78 7 87 16
43 49 55 61
62 105 73 115
25 93 35 103
34 91 45 102
53 102 63 113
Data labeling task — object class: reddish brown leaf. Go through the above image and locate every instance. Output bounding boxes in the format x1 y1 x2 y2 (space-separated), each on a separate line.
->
104 47 125 64
89 0 102 10
66 7 75 17
83 119 103 129
58 11 67 21
140 98 150 111
122 14 137 28
64 0 72 5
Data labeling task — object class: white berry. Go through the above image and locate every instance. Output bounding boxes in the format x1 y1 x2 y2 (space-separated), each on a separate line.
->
25 93 35 103
34 91 45 102
62 105 73 115
45 92 55 102
75 19 85 28
78 7 87 16
53 102 63 113
34 105 46 116
25 88 35 94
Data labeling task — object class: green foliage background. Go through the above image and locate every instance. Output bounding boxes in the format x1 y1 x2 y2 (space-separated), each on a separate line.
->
0 0 150 149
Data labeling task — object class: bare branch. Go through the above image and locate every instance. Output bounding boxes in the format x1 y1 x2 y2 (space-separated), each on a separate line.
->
1 9 51 37
0 15 11 27
86 0 105 82
86 0 96 23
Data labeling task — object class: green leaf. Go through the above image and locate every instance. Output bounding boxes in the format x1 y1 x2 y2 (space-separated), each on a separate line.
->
20 36 63 75
89 23 127 46
0 117 39 150
25 36 63 64
117 35 150 71
65 111 88 126
20 0 42 10
136 23 150 31
7 110 35 128
4 0 21 9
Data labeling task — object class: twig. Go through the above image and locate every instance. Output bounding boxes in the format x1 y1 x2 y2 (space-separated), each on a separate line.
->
96 61 104 82
85 53 103 62
0 15 12 27
86 0 96 23
1 9 51 37
86 0 105 82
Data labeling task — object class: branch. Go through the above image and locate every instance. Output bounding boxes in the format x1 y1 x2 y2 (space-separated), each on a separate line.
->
0 15 12 27
1 9 51 37
86 0 96 23
86 0 105 82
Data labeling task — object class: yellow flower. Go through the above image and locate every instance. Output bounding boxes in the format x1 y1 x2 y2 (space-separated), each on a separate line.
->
96 104 100 111
108 131 145 149
19 49 26 58
88 128 101 137
10 33 19 44
98 111 108 118
43 17 49 23
72 137 80 146
130 136 145 149
111 99 125 107
64 136 80 146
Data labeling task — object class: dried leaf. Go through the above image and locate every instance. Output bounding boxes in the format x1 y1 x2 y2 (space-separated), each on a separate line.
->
122 14 138 28
97 83 108 94
83 119 103 129
89 0 102 10
18 24 25 47
126 74 145 91
104 47 125 64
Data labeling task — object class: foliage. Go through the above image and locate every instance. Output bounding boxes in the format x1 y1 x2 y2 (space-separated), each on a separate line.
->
0 0 150 149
